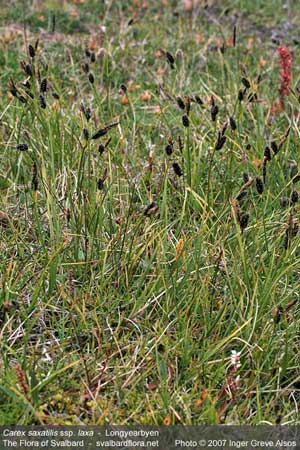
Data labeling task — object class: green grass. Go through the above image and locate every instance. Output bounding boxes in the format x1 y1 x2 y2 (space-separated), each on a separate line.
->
1 0 300 425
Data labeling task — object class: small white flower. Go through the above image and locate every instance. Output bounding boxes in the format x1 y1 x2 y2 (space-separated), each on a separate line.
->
230 350 241 368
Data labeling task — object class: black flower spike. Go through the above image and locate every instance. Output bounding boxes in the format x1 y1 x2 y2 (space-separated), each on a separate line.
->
173 162 183 176
28 44 35 58
255 176 264 195
38 95 47 109
52 92 60 100
8 79 18 97
88 73 95 84
271 141 279 154
194 95 203 105
16 144 28 151
92 122 119 140
230 116 237 130
292 173 300 184
97 178 104 190
31 162 38 191
215 132 226 150
248 92 257 103
264 147 272 161
238 89 245 102
98 144 105 155
241 77 250 89
243 172 250 183
291 190 299 204
176 97 185 110
18 95 27 104
166 51 175 68
83 63 90 74
182 114 189 127
236 191 248 202
90 52 96 63
40 78 47 93
211 104 219 122
239 212 249 231
165 143 173 156
83 129 89 140
85 48 91 57
24 64 33 77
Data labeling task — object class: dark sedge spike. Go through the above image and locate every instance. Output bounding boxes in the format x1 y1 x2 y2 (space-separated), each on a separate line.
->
264 147 272 161
292 173 300 184
230 116 237 130
52 92 60 99
166 51 175 68
18 96 27 104
271 141 279 154
85 48 91 57
176 96 185 110
236 191 247 202
255 176 264 195
40 78 47 93
172 162 183 176
83 129 89 140
52 14 56 33
90 52 96 63
194 95 203 105
98 144 105 155
215 132 226 150
239 212 249 232
165 143 173 156
31 162 38 191
243 172 250 183
182 115 189 127
211 104 219 122
28 44 35 58
233 25 237 47
92 129 107 139
185 96 191 116
291 190 299 204
178 136 183 152
88 73 94 84
262 160 267 184
16 144 28 151
238 89 245 102
241 77 250 89
38 95 47 109
83 63 89 74
97 178 104 190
